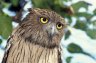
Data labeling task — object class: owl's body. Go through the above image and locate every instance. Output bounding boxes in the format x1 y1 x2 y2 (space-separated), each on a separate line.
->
2 8 66 63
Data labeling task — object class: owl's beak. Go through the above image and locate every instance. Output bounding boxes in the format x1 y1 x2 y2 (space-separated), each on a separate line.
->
47 25 57 38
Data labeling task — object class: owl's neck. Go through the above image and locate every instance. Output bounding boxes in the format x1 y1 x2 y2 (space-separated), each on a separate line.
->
6 38 61 63
27 43 59 63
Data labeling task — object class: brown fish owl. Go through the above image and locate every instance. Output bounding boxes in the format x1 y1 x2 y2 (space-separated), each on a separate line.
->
2 8 67 63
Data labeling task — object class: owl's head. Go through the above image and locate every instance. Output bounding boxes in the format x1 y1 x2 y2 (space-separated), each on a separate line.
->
19 8 67 48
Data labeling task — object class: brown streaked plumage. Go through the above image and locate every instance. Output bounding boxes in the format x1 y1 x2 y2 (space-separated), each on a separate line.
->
2 8 67 63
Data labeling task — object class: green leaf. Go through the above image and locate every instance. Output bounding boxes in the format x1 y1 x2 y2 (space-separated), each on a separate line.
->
67 43 83 53
11 0 19 6
76 12 93 20
32 0 52 9
74 20 87 30
93 21 96 26
66 56 72 63
0 39 2 44
67 43 95 59
62 0 68 2
0 0 10 8
86 29 96 39
0 13 12 39
32 0 65 9
93 9 96 14
65 30 71 40
71 1 89 12
54 0 66 7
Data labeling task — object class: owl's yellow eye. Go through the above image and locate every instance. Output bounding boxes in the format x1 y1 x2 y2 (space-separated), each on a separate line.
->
40 17 48 24
56 23 63 30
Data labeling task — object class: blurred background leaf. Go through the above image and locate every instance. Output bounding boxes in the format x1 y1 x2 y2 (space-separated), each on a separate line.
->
66 56 72 63
0 39 2 44
67 43 83 53
0 12 12 39
67 43 96 60
65 30 71 40
86 29 96 39
74 20 87 30
11 0 19 6
71 1 89 12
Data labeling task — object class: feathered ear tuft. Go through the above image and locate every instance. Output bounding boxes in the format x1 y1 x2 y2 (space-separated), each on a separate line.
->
28 8 42 15
28 8 40 14
28 8 36 14
28 8 32 11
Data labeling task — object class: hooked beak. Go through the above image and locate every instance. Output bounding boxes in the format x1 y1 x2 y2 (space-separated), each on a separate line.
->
46 24 57 38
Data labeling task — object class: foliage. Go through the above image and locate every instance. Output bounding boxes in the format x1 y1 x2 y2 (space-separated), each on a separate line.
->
66 56 72 63
0 0 96 63
67 43 95 59
0 39 2 44
0 12 12 39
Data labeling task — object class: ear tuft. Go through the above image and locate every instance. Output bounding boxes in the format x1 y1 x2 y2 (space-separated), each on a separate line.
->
28 8 36 13
28 8 32 11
